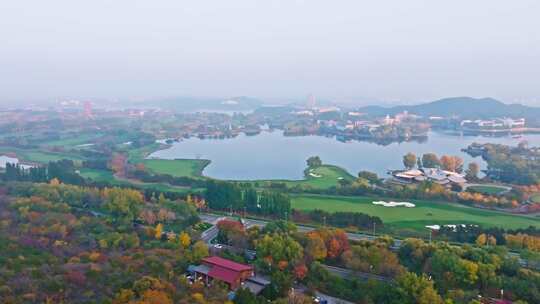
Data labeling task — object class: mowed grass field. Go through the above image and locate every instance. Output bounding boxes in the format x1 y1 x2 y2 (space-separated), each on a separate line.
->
246 165 355 190
79 168 199 193
142 159 210 178
40 133 103 147
0 147 84 164
79 168 117 183
291 194 540 231
284 165 355 189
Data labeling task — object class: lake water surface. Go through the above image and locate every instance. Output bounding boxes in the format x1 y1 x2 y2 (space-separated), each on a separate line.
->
148 131 540 180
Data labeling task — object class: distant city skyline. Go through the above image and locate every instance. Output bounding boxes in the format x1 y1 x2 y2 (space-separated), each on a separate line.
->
1 1 539 106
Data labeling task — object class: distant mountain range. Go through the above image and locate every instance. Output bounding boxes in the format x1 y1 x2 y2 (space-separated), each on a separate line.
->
357 97 540 120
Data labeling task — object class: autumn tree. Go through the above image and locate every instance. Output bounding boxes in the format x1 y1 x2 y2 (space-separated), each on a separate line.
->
190 240 209 263
294 263 308 280
179 231 191 248
342 242 403 277
102 187 144 221
110 153 127 177
305 231 327 261
396 272 444 304
466 162 480 180
440 155 464 173
421 153 440 168
476 233 487 247
403 153 417 169
256 233 303 271
139 210 157 225
154 223 163 240
217 219 246 248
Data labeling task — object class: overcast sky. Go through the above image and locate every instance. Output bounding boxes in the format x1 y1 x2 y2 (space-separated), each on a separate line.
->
1 1 539 105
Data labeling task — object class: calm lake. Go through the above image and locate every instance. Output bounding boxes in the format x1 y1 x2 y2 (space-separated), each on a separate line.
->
148 131 540 180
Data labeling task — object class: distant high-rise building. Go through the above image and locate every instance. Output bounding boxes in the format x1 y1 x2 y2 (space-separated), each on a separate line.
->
83 101 93 118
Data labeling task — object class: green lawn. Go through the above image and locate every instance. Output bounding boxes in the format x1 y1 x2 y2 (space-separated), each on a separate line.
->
246 165 355 190
285 165 355 189
79 168 117 183
40 133 103 147
0 147 84 164
127 143 163 163
142 158 210 178
467 185 508 195
291 194 539 231
79 168 200 194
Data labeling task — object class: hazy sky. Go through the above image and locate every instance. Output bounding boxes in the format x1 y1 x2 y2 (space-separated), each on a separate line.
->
1 1 540 105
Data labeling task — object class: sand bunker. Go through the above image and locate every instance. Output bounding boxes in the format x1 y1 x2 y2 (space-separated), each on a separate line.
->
372 201 415 208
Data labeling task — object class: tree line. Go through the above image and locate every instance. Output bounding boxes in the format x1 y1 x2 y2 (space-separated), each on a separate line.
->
205 180 291 218
2 160 85 185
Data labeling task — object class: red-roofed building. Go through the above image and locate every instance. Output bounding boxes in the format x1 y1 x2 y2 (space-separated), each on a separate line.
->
189 256 255 289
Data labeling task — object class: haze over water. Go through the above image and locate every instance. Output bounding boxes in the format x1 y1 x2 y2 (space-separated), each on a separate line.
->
149 131 540 180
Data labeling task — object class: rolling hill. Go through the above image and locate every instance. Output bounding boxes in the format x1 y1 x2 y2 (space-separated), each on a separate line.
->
358 97 540 120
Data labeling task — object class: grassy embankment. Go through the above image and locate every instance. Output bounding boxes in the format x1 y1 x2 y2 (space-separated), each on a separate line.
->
292 194 540 232
142 159 210 179
467 185 509 195
239 165 355 190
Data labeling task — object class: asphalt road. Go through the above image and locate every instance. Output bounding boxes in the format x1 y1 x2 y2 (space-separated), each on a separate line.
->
200 213 401 246
322 265 391 282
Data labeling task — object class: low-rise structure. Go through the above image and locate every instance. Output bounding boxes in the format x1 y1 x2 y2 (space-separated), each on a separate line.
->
391 168 467 187
188 256 270 294
461 118 526 132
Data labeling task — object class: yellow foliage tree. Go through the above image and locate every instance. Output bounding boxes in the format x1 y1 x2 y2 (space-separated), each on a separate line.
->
138 289 172 304
155 223 163 240
112 289 134 304
191 293 205 304
179 232 191 248
475 234 487 247
99 239 108 249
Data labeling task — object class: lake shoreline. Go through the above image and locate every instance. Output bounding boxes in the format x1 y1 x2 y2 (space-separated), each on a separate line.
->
147 130 540 180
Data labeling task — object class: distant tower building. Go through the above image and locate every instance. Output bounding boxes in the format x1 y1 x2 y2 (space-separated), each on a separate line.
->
83 101 93 119
307 94 316 109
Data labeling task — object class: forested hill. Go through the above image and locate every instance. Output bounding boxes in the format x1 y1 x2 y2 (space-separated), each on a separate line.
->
357 97 540 120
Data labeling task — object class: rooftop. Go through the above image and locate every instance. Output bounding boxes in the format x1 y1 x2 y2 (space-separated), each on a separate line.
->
202 256 253 272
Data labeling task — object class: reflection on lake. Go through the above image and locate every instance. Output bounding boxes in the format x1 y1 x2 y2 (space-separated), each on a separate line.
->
148 131 540 180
